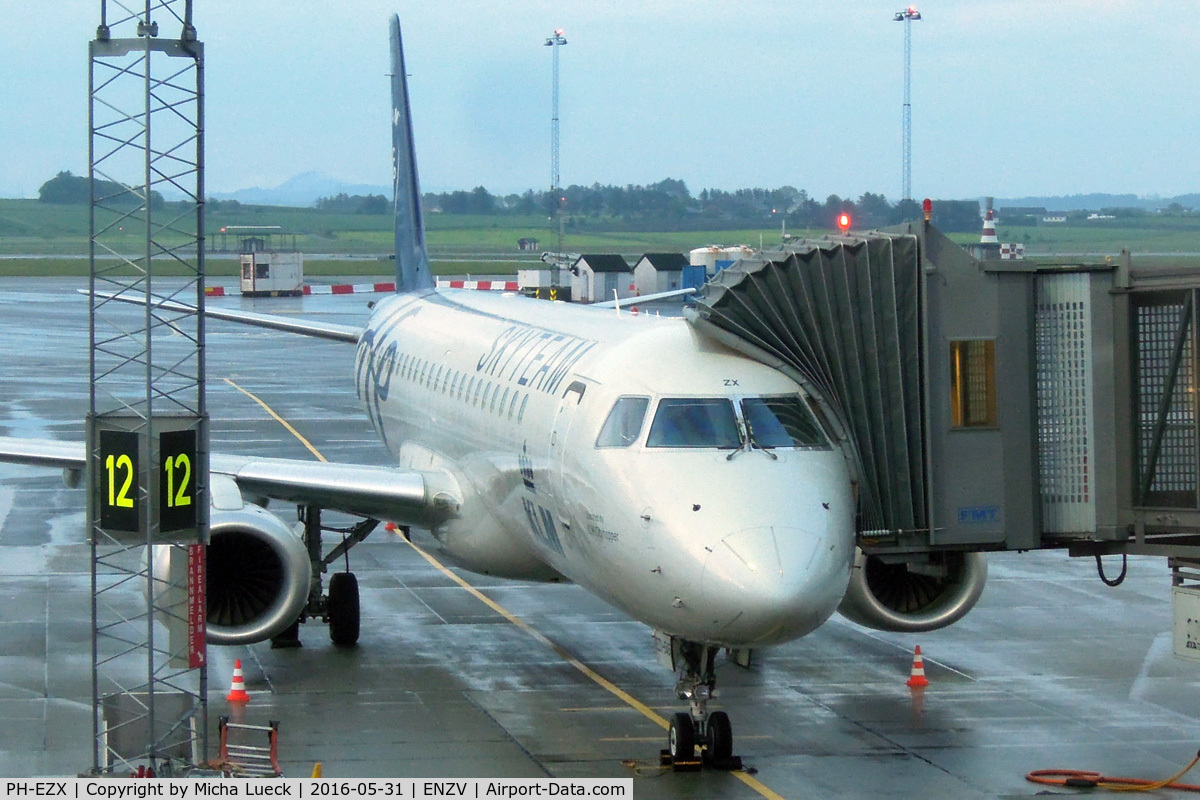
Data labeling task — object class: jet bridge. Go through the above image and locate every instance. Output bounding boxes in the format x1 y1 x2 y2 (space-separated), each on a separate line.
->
685 221 1200 572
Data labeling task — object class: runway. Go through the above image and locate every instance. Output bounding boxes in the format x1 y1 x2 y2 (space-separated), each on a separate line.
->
2 276 1200 797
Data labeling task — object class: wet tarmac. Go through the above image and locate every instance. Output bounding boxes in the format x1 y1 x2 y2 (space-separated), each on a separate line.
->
2 277 1200 797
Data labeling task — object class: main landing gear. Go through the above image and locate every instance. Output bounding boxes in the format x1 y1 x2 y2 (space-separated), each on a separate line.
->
271 504 376 649
660 641 742 771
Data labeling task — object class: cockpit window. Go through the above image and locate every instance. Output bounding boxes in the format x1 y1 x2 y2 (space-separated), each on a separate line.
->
647 398 740 449
741 395 827 448
596 396 650 448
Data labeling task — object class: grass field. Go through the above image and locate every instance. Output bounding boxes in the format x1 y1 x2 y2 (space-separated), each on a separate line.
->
5 198 1200 276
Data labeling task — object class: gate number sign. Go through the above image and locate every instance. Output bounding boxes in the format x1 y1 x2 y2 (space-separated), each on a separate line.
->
159 429 197 532
98 428 198 533
99 429 139 532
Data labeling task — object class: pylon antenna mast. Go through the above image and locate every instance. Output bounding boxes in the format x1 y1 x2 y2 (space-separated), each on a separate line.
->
545 29 567 253
894 6 921 202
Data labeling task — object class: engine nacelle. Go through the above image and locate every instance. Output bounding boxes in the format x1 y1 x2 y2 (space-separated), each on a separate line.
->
155 504 311 646
205 504 312 645
837 549 987 633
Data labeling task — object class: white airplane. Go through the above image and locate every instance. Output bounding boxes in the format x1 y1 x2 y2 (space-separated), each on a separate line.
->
0 15 986 767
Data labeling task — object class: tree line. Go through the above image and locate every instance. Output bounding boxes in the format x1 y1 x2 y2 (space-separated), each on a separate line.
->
37 170 985 233
37 171 166 209
419 180 983 233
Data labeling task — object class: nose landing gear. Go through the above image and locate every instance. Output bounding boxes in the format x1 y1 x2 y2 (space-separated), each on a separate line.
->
660 641 743 771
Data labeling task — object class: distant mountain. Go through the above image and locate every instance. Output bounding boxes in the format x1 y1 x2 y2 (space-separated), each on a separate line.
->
994 193 1200 212
210 172 389 207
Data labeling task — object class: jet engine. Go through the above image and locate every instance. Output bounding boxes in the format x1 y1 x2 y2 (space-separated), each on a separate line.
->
836 549 987 633
154 503 312 647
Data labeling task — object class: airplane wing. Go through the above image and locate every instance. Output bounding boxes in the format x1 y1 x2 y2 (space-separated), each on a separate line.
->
0 436 459 528
87 289 363 343
591 286 698 309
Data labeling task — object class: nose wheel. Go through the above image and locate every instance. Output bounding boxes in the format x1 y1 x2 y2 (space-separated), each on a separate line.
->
660 642 743 771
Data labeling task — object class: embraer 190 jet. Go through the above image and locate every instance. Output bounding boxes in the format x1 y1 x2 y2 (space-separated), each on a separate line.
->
0 16 987 767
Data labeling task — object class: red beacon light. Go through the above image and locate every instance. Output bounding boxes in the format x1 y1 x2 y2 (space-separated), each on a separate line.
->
922 198 933 222
837 213 851 234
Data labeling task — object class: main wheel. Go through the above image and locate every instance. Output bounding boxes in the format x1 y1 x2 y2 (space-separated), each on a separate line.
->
706 710 732 762
669 712 695 762
327 571 360 646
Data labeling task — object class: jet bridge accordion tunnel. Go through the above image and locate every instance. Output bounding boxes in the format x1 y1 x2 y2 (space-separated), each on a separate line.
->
686 222 1200 628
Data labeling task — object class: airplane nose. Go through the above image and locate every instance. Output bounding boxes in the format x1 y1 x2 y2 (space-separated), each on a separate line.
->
696 526 850 646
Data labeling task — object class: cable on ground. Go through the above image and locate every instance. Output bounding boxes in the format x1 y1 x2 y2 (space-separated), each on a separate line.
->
1027 749 1200 792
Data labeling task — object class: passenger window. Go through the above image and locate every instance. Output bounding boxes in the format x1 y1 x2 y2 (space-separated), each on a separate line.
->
647 398 740 449
500 387 510 413
474 380 483 406
950 340 997 428
518 394 529 423
508 392 519 420
596 396 650 448
741 396 827 448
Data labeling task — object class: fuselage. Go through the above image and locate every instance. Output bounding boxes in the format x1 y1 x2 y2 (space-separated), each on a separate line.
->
354 290 855 648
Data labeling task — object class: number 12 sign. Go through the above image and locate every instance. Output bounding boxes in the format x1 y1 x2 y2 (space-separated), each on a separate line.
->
98 429 140 533
97 427 198 535
159 428 197 533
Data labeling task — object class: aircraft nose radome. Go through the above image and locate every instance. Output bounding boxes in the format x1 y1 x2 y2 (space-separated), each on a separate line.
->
697 526 850 646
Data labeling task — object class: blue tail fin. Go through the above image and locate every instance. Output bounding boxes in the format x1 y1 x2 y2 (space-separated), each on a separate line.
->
390 15 434 292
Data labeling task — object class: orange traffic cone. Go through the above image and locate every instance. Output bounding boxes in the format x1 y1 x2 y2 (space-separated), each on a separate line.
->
226 658 251 703
906 645 929 688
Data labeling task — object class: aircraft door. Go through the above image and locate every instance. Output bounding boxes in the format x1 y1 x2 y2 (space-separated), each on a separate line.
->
549 381 587 527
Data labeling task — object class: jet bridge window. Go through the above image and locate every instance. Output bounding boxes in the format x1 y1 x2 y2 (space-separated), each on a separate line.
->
647 398 740 449
596 396 650 448
950 339 997 428
740 395 828 448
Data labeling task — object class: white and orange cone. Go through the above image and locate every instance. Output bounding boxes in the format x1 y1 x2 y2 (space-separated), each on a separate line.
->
226 658 251 703
906 645 929 688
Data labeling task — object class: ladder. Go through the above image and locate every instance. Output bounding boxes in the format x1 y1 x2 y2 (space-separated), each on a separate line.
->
217 717 282 777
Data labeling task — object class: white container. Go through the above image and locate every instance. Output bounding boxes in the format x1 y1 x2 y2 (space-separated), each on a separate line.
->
1173 586 1200 662
240 252 303 296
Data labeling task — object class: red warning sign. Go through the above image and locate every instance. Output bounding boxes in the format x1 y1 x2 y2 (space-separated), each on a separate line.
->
187 544 206 669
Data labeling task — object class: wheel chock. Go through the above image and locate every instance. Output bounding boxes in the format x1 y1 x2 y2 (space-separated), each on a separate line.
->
704 753 744 771
659 749 703 772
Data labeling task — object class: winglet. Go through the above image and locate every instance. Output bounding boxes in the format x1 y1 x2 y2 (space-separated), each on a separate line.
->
391 15 434 292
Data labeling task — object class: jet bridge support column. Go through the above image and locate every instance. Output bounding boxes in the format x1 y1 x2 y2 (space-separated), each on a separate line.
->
86 0 208 776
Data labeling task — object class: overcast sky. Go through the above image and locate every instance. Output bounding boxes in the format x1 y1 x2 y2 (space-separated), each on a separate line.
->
2 1 1196 202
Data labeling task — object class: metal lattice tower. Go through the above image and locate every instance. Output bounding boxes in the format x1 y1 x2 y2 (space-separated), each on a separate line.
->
545 29 567 253
87 0 208 776
894 6 921 201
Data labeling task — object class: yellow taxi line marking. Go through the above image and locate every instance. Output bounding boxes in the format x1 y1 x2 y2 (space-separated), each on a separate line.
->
400 536 668 729
249 383 790 800
223 378 328 462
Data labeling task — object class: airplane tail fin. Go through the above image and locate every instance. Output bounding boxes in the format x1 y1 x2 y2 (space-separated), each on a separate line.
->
390 14 434 292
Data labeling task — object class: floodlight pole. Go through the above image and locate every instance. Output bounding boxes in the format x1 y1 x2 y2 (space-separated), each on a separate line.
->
545 29 567 254
894 6 921 202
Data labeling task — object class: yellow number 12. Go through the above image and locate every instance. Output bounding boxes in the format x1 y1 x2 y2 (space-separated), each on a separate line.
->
164 453 192 508
105 454 135 509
